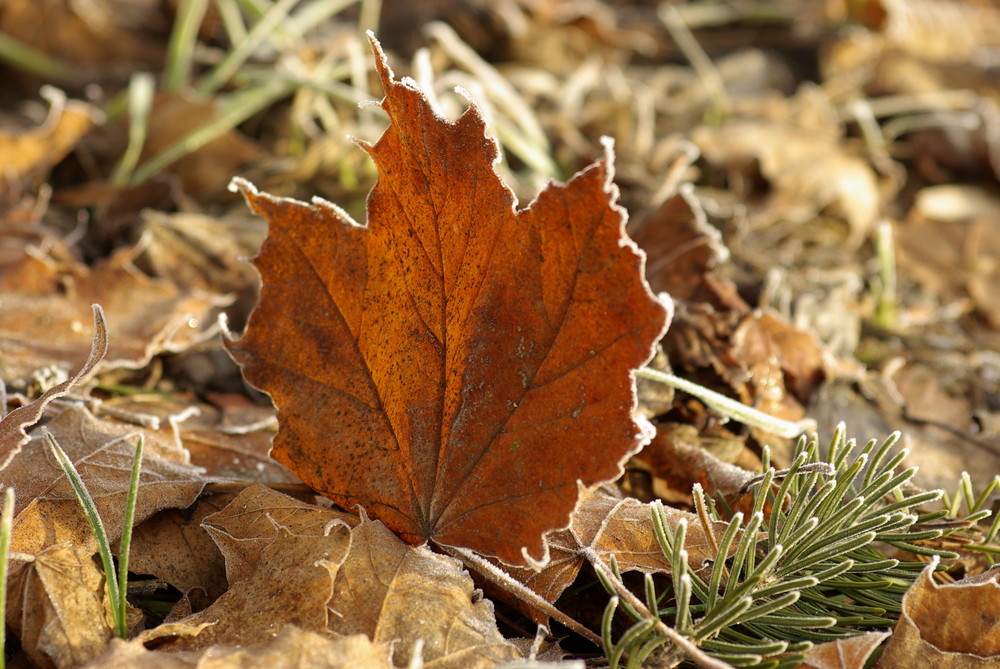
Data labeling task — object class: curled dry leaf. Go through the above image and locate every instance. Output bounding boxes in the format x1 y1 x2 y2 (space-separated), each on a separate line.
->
327 515 522 669
0 304 107 471
802 631 890 669
84 627 392 669
499 487 733 617
631 187 739 311
0 243 229 386
141 524 352 652
7 543 114 669
199 485 356 585
0 89 99 194
226 34 669 565
4 404 206 558
877 559 1000 669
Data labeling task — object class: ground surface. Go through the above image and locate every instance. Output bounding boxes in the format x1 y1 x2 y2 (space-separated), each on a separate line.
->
1 1 999 668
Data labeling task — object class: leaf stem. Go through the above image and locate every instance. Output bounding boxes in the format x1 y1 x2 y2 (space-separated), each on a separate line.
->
440 544 603 647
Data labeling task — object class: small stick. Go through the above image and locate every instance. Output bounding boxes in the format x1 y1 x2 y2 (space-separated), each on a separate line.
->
439 544 603 647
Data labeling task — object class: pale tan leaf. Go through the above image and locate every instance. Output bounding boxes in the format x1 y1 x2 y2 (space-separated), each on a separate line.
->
693 122 881 245
0 304 106 471
328 516 522 669
802 632 890 669
136 209 266 297
877 559 1000 668
5 405 205 558
0 245 229 385
140 524 351 652
200 485 356 585
7 543 114 669
85 627 391 669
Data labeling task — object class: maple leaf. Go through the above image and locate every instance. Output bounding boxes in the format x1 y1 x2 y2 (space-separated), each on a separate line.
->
226 34 670 566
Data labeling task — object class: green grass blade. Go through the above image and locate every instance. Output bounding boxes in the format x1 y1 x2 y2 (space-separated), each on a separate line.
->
165 0 210 93
0 487 14 669
44 431 125 638
196 0 300 98
0 32 75 82
130 80 290 185
110 72 155 187
116 436 144 634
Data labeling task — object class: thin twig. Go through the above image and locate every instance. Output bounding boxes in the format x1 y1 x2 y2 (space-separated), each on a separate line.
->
440 544 603 647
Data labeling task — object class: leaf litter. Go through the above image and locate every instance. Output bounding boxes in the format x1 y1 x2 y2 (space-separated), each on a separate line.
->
0 1 999 668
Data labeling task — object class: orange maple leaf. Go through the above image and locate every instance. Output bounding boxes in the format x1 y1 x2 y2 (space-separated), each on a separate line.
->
226 35 670 566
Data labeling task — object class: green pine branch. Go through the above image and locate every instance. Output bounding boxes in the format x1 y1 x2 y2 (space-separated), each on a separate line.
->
598 424 996 668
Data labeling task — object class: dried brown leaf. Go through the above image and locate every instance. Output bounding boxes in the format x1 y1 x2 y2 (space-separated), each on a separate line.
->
896 211 1000 329
732 311 826 404
0 0 163 72
636 424 756 505
502 487 731 616
632 188 742 312
226 35 669 566
94 395 294 484
5 405 205 557
141 524 351 652
0 305 106 470
0 91 98 193
328 516 522 668
802 631 890 669
136 210 266 296
200 485 356 585
127 494 235 609
139 94 262 199
0 245 229 385
84 627 392 669
877 560 1000 668
7 543 114 669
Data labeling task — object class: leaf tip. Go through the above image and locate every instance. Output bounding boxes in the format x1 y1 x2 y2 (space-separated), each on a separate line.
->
228 177 276 218
228 176 256 196
366 32 394 96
